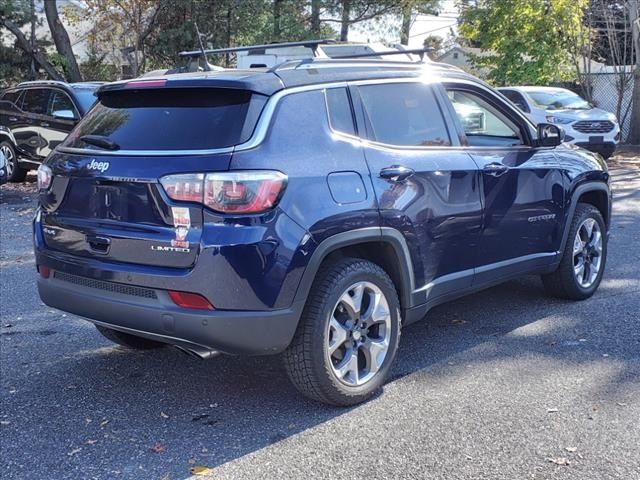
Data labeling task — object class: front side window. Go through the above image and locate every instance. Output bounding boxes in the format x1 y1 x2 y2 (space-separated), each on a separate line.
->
48 90 77 118
21 88 51 115
0 90 21 105
446 89 523 147
358 83 451 147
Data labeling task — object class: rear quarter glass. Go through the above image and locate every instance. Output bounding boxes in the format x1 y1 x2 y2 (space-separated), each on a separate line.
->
63 88 267 151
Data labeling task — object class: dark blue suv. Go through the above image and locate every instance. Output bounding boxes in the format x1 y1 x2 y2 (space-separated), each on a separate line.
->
34 60 611 405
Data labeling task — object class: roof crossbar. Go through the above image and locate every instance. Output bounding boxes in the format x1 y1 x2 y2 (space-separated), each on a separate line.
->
179 39 337 58
331 47 434 61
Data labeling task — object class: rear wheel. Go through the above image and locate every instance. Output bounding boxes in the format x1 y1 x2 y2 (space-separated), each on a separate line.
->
284 258 401 406
542 203 607 300
0 141 27 183
95 325 166 350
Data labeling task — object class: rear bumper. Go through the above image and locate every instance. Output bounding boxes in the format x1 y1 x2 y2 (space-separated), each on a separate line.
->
37 273 301 355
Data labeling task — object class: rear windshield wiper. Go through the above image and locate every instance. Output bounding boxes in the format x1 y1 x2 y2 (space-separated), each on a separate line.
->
80 135 120 151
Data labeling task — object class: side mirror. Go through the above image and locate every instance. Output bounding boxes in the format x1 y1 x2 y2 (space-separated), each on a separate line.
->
537 123 564 147
52 109 76 120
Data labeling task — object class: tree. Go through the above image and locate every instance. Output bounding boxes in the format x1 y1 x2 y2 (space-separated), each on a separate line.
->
44 0 82 82
399 0 440 46
423 34 443 57
0 0 64 81
459 0 588 85
68 0 166 78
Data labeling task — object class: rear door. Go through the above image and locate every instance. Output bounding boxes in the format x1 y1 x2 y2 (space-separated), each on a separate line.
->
352 80 482 304
441 82 564 283
39 86 265 268
18 88 51 160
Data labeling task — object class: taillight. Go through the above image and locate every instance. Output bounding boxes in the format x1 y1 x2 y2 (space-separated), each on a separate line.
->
160 171 287 214
37 164 53 190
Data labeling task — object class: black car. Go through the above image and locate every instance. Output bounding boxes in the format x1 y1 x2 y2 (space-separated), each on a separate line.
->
35 51 611 406
0 80 103 182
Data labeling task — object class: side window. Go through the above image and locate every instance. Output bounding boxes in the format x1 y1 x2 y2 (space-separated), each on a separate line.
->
500 90 530 113
358 83 451 147
446 88 523 147
48 90 77 118
325 88 356 136
0 90 21 105
21 88 51 115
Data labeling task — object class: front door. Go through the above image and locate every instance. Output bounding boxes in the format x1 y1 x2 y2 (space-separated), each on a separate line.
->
16 88 51 160
441 83 565 285
42 89 79 158
352 81 483 305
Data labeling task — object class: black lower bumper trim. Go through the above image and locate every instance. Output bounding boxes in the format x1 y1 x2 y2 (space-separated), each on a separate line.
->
38 277 301 355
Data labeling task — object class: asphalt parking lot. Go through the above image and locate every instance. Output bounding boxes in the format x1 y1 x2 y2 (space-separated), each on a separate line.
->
1 155 639 480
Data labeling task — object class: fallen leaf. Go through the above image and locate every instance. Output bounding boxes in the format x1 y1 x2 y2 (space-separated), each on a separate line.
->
547 408 559 413
86 439 98 445
190 466 214 476
287 423 296 429
188 458 196 465
160 474 171 480
451 318 467 325
565 447 577 453
548 457 570 466
160 412 170 419
100 419 110 428
67 447 82 457
150 442 166 454
616 402 627 407
0 421 10 426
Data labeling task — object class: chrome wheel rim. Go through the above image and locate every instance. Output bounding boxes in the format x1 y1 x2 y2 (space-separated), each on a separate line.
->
326 281 392 387
1 145 14 177
573 218 603 289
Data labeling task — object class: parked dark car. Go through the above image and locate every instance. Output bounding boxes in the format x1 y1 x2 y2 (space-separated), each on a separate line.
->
0 80 103 182
0 147 7 185
34 60 611 406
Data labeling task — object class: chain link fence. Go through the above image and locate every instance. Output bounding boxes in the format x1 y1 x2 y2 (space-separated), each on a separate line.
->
582 72 634 143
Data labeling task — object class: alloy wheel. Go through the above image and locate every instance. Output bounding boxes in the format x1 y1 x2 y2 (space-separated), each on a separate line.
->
573 217 603 289
326 281 392 387
1 144 14 177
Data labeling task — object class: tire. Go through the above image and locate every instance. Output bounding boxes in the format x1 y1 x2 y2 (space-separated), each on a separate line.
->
95 325 166 350
284 257 401 406
0 141 27 183
542 203 607 300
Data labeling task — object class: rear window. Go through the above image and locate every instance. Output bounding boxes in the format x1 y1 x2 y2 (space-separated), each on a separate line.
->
64 88 266 151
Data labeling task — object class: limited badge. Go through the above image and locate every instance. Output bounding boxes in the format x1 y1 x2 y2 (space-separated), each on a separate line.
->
172 207 191 228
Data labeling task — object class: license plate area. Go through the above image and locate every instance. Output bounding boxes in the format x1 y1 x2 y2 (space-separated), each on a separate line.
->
589 136 604 144
91 184 128 221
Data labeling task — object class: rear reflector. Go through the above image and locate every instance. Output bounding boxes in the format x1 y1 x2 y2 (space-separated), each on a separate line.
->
125 79 167 88
38 265 51 279
168 291 214 310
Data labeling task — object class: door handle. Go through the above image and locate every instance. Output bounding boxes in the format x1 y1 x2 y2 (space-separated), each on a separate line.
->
8 117 17 122
379 165 415 182
483 163 510 177
40 122 50 127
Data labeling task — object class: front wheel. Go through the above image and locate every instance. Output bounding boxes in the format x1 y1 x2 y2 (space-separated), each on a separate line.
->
284 258 401 406
0 141 27 183
542 203 607 300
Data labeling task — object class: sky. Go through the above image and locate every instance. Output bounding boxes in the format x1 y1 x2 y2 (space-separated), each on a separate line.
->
349 0 459 48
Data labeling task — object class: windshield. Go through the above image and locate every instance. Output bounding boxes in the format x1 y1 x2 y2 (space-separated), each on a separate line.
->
72 88 99 113
526 90 590 110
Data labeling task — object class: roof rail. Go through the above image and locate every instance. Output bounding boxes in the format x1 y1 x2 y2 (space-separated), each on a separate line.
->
17 80 69 87
179 39 337 58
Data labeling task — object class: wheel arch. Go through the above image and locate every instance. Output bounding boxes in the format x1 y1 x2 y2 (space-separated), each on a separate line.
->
0 128 17 147
559 182 611 256
293 227 415 312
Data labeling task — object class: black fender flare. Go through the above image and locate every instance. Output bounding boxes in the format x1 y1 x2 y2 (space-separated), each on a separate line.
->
0 127 17 147
292 227 416 312
558 182 611 256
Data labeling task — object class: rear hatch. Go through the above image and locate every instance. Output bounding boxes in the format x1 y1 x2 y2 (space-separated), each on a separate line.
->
39 84 267 268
